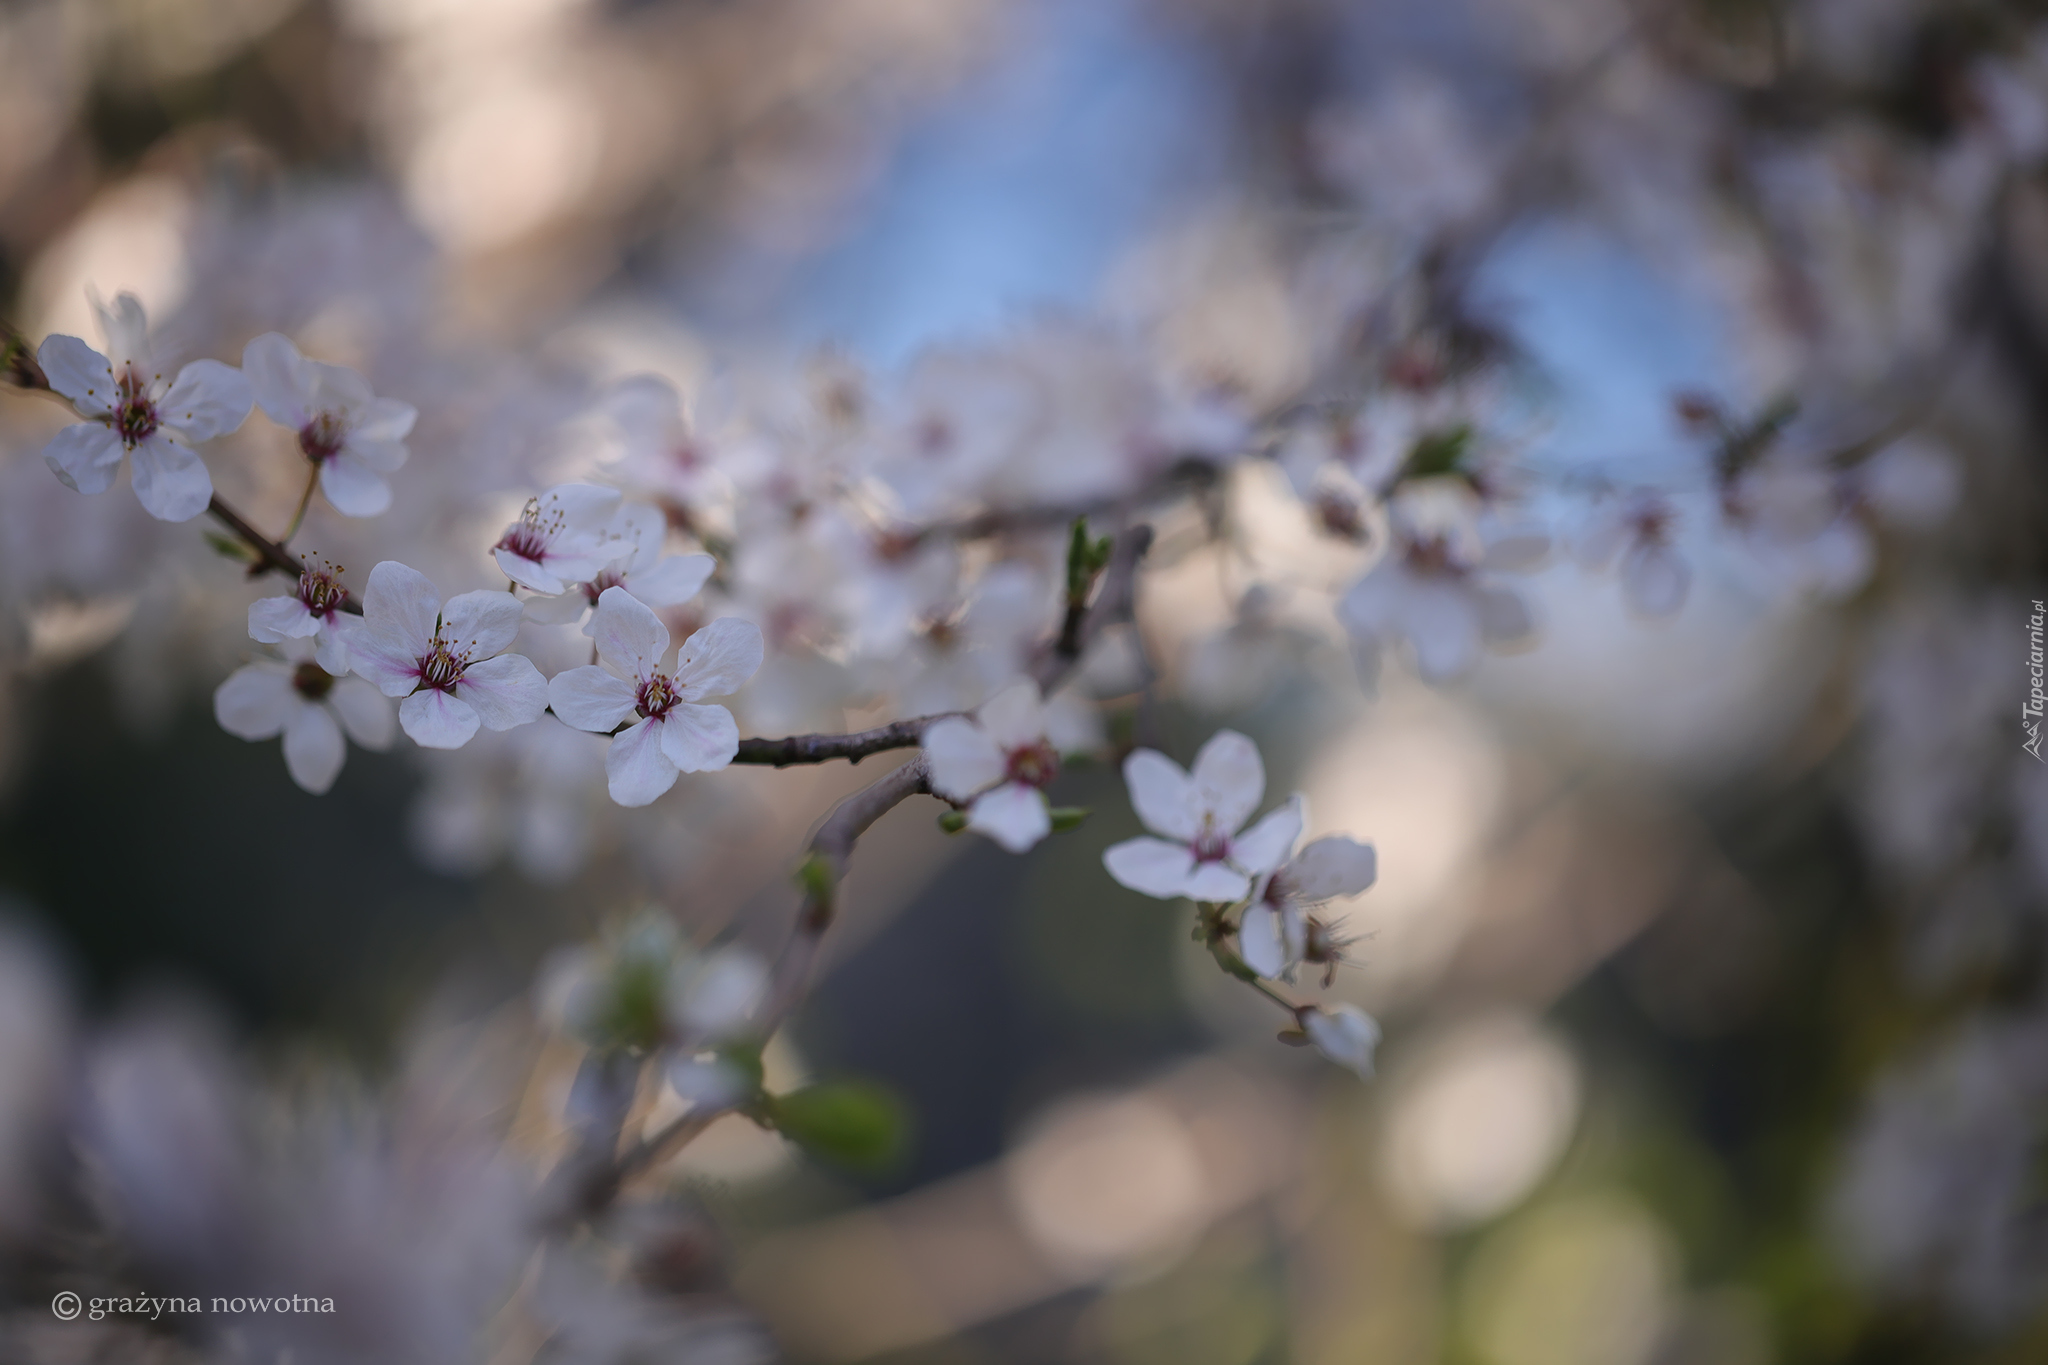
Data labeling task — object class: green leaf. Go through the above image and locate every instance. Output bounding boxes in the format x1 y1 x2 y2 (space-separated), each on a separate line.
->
1048 806 1090 832
794 853 836 904
766 1080 909 1173
937 809 969 834
204 531 259 564
1401 424 1474 481
586 950 670 1053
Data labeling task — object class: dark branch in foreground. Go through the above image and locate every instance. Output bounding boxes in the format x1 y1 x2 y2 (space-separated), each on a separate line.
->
205 495 366 611
731 715 957 767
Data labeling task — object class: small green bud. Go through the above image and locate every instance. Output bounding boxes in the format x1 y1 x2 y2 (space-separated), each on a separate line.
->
937 809 969 834
1047 806 1090 832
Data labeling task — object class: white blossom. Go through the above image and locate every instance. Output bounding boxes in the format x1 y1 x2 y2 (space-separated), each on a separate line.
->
522 501 715 630
493 483 629 594
213 644 396 793
242 332 416 517
922 681 1099 853
1103 730 1302 902
1238 829 1378 981
1301 1004 1382 1079
248 561 360 675
347 561 549 749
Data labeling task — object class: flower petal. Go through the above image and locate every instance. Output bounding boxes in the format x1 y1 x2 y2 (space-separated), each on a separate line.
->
656 701 739 773
328 678 396 750
353 397 417 443
213 664 293 740
441 590 525 659
1302 1005 1380 1079
922 716 1006 800
1290 836 1377 901
588 587 669 680
1186 860 1252 903
127 432 213 522
159 359 252 443
282 702 345 794
453 653 548 730
968 782 1051 853
547 664 638 733
364 561 440 654
317 453 392 518
605 717 679 806
673 617 764 700
248 596 317 643
1230 795 1303 876
37 335 115 415
1190 729 1264 834
1238 902 1290 979
400 689 481 748
976 682 1044 751
348 629 424 697
241 333 312 428
623 553 715 608
1102 836 1199 899
1621 543 1689 618
314 624 352 676
44 424 125 495
494 547 564 595
522 591 588 626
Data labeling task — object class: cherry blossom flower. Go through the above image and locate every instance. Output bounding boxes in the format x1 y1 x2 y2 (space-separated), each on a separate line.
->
1238 830 1378 981
522 501 715 630
1301 1004 1381 1079
1102 730 1303 901
347 561 549 749
241 332 416 517
213 645 396 793
1576 492 1691 618
36 292 252 521
247 560 359 675
922 681 1100 853
547 587 764 807
493 484 629 594
1339 532 1537 685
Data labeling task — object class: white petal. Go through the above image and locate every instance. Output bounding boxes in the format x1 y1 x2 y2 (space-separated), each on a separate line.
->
453 653 549 730
441 590 525 659
314 625 352 676
605 718 679 806
1474 584 1534 647
522 591 588 626
1289 836 1377 901
317 453 392 517
1186 860 1252 903
588 586 669 680
1042 692 1103 754
976 682 1045 751
213 664 293 739
1303 1005 1380 1078
1102 837 1199 899
625 553 715 608
37 335 115 415
159 359 252 443
675 947 768 1041
127 432 213 521
341 436 409 473
302 358 374 416
1621 543 1689 618
248 596 317 643
494 547 564 595
364 561 440 654
347 629 424 697
922 717 1006 800
547 665 638 733
353 397 416 443
93 292 151 371
44 423 125 495
543 481 625 526
656 701 739 772
1402 580 1482 682
1190 729 1264 833
1231 796 1303 875
673 616 764 700
328 678 396 750
282 702 345 794
967 782 1052 853
1123 748 1200 842
241 332 312 428
400 689 481 748
1238 902 1290 979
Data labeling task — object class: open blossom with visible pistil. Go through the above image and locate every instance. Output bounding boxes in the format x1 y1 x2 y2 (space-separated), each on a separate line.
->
493 483 628 594
522 502 715 630
347 561 549 749
242 333 416 518
922 681 1100 853
547 587 765 806
213 645 396 794
36 292 252 521
1103 730 1303 902
1300 1004 1381 1079
248 560 358 675
1238 827 1377 981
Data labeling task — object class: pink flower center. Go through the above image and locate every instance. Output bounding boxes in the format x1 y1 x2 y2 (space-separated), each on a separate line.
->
298 411 347 464
1192 818 1232 863
417 633 473 691
581 567 628 604
1402 534 1468 578
113 370 159 448
636 672 682 720
495 497 566 563
296 563 349 620
1005 740 1060 789
291 661 335 700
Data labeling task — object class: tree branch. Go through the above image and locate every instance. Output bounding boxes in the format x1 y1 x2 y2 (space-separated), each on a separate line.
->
1031 522 1152 694
731 715 957 767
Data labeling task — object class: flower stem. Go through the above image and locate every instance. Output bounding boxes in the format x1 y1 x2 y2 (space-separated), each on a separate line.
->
281 467 320 546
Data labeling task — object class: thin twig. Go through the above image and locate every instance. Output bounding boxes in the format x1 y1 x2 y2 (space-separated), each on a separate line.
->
732 715 958 767
1031 522 1153 694
280 467 320 545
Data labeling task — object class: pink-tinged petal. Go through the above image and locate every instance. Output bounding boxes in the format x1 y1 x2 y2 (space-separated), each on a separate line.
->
605 717 679 806
364 561 440 653
241 333 312 427
494 546 564 594
327 678 396 750
656 701 739 773
967 782 1051 853
44 423 125 495
547 665 638 733
1102 837 1199 899
1230 796 1303 876
93 292 151 371
1289 836 1377 901
441 589 525 658
522 591 588 626
37 335 115 415
313 624 352 677
302 358 374 415
1185 860 1252 903
673 616 764 700
248 595 317 643
400 689 481 748
1190 729 1264 833
588 587 669 680
922 717 1006 800
348 629 424 697
1238 902 1290 979
353 397 416 443
341 436 409 473
1302 1005 1380 1079
317 452 392 517
623 553 714 608
159 360 252 443
281 702 345 794
213 664 294 740
452 653 548 730
127 432 213 522
977 682 1045 751
1621 543 1689 618
1123 748 1199 842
